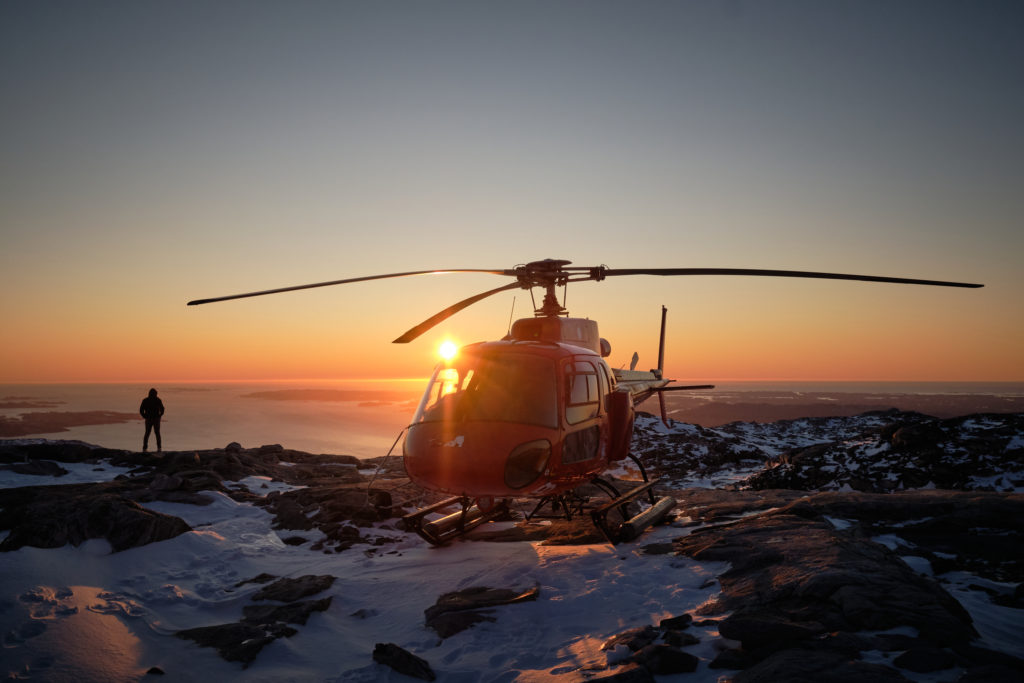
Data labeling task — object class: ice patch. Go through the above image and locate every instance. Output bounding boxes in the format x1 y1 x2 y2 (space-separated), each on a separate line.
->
824 516 854 530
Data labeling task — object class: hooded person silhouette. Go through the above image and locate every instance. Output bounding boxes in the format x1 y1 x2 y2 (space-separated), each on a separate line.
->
139 388 165 452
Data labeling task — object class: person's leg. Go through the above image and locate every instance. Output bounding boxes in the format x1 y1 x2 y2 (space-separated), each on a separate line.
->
154 421 162 452
143 421 152 451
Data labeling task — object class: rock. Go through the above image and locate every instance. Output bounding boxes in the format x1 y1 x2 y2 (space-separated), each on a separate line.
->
225 442 242 454
424 585 539 621
145 666 165 675
718 613 825 650
630 643 699 674
372 643 435 681
590 663 656 682
674 503 978 651
252 575 336 602
957 664 1024 683
658 613 693 629
0 484 191 552
241 597 332 625
235 573 277 587
734 649 911 682
601 626 660 652
891 423 945 450
709 647 752 670
2 460 68 477
176 622 296 666
425 610 497 638
893 646 956 672
424 585 539 639
661 630 699 647
149 473 183 491
258 444 284 454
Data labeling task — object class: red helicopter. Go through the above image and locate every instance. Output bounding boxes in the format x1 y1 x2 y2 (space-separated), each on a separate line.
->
188 259 982 544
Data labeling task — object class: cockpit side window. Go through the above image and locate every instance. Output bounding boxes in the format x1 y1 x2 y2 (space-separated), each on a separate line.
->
565 360 599 424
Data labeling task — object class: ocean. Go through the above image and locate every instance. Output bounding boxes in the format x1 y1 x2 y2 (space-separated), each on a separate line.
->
0 380 426 459
2 380 1022 459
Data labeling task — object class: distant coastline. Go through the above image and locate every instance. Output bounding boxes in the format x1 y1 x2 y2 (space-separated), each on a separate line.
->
662 386 1024 427
2 381 1022 454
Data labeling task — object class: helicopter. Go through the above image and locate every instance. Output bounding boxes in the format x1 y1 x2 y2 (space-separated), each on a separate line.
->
188 258 982 545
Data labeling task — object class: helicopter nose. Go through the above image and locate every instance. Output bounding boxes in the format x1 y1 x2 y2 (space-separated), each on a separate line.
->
504 439 551 489
405 422 555 497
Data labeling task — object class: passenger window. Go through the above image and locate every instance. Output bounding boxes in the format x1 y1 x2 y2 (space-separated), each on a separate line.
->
565 360 599 424
597 363 610 413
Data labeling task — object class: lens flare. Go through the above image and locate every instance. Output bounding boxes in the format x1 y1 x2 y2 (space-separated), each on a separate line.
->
439 340 458 361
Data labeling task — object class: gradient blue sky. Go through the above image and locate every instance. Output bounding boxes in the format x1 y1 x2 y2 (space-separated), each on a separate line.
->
2 1 1021 382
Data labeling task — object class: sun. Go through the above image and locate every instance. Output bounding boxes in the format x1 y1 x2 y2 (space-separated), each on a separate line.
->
438 340 459 362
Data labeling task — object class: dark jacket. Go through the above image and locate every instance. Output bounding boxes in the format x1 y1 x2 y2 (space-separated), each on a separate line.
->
140 396 164 421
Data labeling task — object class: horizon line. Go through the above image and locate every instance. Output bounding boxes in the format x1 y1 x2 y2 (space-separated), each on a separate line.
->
2 377 1023 385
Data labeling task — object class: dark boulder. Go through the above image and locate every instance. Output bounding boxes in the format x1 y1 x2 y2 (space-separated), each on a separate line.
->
0 483 190 552
424 585 539 639
241 597 332 626
251 575 336 602
372 643 435 681
176 622 296 667
630 643 699 674
732 648 910 683
674 498 978 658
601 626 660 652
589 664 656 682
893 646 956 673
2 460 68 477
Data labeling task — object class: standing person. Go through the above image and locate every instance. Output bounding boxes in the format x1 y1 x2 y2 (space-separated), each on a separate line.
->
140 388 165 452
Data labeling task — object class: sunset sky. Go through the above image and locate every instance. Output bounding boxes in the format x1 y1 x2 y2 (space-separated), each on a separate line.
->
2 1 1021 384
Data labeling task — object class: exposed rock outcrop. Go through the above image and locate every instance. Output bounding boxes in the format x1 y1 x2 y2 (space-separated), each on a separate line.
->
0 483 191 552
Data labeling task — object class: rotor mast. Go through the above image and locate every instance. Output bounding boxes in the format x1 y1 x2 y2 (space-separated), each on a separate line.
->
512 259 598 318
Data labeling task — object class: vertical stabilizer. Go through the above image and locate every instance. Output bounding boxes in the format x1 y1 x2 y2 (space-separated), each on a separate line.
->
656 305 667 379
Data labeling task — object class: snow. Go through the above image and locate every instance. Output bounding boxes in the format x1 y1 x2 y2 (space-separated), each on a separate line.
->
940 572 1024 660
3 416 1023 680
0 459 137 488
823 516 854 530
899 555 934 576
0 463 740 681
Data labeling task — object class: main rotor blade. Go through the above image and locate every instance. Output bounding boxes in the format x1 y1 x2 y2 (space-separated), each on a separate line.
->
187 269 507 306
393 282 522 343
601 268 983 289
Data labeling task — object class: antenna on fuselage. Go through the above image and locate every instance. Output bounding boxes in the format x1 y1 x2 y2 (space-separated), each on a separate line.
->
506 296 516 336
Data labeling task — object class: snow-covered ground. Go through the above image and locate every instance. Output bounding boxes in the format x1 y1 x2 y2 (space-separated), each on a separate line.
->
0 462 738 682
2 421 1023 681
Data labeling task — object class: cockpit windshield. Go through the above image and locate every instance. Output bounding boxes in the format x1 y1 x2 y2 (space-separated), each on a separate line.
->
414 352 558 428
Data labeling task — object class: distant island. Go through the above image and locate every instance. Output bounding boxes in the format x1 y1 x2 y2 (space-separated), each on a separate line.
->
0 410 138 438
662 389 1024 426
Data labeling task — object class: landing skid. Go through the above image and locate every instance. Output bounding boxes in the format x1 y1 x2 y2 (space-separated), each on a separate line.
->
403 455 676 546
528 454 677 544
402 496 511 546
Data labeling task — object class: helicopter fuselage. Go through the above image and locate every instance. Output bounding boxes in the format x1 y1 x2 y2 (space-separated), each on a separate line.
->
403 334 638 499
